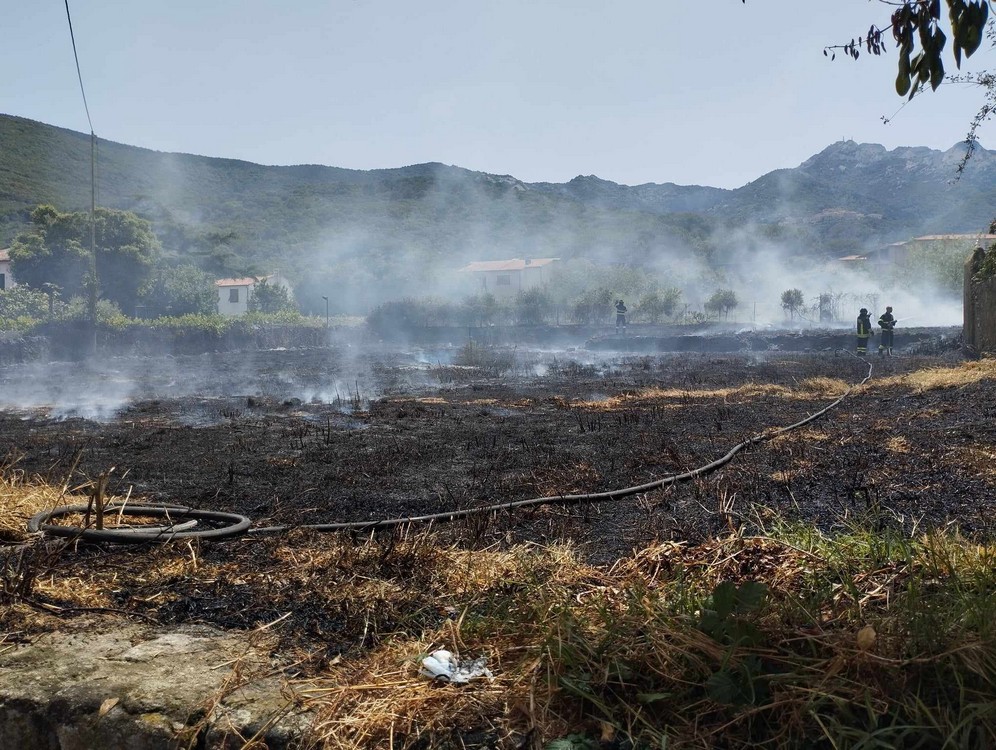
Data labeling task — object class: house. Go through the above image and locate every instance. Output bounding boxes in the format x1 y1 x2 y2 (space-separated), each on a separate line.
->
458 257 559 300
0 248 14 291
215 273 293 316
839 234 996 271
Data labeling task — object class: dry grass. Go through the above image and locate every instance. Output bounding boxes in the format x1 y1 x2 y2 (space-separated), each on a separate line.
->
281 530 996 749
885 436 912 454
767 428 830 447
3 473 996 749
946 445 996 479
867 358 996 393
0 459 65 542
571 377 851 411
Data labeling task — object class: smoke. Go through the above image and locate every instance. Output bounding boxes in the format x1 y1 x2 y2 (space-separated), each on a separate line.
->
282 160 969 334
692 221 967 329
0 348 388 423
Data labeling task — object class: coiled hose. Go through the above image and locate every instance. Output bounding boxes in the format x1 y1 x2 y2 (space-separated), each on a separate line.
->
28 356 873 544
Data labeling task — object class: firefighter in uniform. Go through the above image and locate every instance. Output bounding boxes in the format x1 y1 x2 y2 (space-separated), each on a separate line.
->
856 308 873 355
615 299 628 331
878 305 896 356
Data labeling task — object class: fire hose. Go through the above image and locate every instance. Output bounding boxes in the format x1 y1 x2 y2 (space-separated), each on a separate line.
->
28 355 874 544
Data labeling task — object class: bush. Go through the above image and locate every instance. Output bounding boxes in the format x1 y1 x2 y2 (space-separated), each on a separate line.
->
248 280 298 314
636 288 681 323
139 265 218 317
571 287 614 325
452 340 516 375
514 288 553 325
459 293 506 327
0 287 56 331
366 298 459 336
56 297 131 330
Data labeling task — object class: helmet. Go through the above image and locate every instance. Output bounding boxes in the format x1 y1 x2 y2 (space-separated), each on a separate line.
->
886 306 893 312
859 308 868 314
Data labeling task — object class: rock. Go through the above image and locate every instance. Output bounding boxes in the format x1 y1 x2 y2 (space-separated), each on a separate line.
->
0 620 311 749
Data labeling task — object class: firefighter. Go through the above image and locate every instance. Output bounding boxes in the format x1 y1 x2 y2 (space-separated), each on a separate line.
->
856 308 873 355
615 299 628 331
878 305 896 356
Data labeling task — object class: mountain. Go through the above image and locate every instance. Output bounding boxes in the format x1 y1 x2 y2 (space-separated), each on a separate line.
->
1 114 994 302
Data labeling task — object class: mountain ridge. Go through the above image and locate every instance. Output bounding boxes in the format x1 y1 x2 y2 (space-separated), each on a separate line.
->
1 114 993 297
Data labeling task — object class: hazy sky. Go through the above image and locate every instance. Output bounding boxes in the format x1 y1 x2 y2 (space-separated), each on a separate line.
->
3 1 992 189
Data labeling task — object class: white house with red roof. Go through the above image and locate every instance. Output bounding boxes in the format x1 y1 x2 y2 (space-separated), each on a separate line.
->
0 248 15 291
215 273 292 316
458 257 559 299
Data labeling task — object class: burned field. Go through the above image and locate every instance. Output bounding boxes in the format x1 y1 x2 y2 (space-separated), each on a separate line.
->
3 341 996 748
3 343 995 566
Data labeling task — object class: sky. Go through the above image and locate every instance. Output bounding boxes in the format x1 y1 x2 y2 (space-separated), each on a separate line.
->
2 1 993 190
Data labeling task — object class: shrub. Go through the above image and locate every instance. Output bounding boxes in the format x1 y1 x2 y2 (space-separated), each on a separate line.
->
636 288 681 323
515 288 553 325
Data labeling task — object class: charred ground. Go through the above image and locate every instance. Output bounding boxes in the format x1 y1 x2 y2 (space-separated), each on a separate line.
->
3 339 996 749
2 342 993 572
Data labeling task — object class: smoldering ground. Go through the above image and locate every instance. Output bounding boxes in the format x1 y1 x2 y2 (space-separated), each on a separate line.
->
1 342 992 568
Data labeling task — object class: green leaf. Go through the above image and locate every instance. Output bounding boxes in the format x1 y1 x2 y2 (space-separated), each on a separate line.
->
706 670 742 705
545 735 598 750
637 692 674 704
734 581 768 611
711 581 737 619
929 56 944 91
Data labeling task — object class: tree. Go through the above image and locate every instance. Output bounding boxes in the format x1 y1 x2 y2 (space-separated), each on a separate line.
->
705 288 739 320
139 265 219 317
9 205 159 314
571 287 615 325
636 288 682 323
0 286 53 325
780 288 805 320
460 293 502 326
248 279 298 314
515 287 553 325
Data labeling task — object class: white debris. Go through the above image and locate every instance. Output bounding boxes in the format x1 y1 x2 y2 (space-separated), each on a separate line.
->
419 649 493 684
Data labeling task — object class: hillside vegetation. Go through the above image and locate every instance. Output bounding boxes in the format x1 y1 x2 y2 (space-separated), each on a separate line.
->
1 114 994 315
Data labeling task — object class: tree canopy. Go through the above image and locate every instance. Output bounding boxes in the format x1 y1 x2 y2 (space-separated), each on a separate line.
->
139 264 218 317
9 205 160 314
248 279 298 314
781 288 805 319
706 289 739 320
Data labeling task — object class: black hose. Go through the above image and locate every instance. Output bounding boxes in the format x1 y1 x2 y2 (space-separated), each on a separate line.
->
28 356 873 543
27 505 251 543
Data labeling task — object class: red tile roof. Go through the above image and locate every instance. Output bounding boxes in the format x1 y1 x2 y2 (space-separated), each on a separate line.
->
911 234 996 242
459 258 559 272
214 274 275 287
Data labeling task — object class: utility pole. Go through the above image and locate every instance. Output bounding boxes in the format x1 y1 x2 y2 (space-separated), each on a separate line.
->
321 295 329 328
88 131 97 354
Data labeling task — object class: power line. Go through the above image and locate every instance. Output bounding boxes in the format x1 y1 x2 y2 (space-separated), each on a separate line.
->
63 0 98 351
63 0 94 134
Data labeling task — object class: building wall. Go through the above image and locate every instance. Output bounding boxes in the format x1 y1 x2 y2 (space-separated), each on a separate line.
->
473 266 550 300
217 284 252 316
476 270 520 299
0 259 14 290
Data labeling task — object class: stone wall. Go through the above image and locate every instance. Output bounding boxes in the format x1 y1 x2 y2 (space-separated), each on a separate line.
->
964 247 996 356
